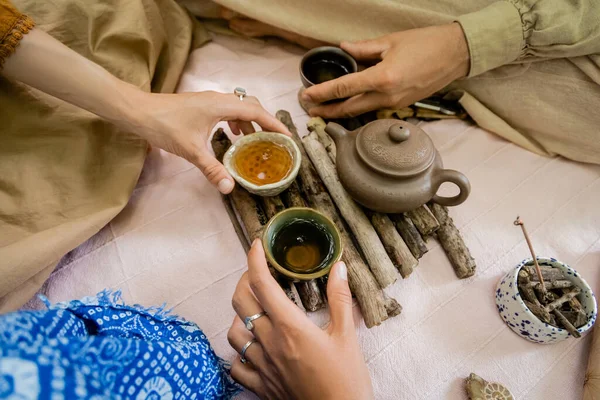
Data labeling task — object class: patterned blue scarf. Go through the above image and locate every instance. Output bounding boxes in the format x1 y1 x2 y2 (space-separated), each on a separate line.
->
0 290 241 399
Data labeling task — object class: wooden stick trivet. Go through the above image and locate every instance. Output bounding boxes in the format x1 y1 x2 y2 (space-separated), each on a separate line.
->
211 129 304 309
389 214 428 259
308 117 417 278
428 202 476 279
514 216 546 294
278 110 397 327
260 195 326 312
406 205 440 238
302 130 398 288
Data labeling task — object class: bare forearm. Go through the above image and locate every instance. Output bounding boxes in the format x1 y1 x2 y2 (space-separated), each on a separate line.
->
2 28 144 132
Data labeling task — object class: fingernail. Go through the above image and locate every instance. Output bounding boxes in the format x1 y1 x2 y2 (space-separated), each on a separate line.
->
252 238 261 247
301 92 310 101
218 178 234 194
337 262 347 281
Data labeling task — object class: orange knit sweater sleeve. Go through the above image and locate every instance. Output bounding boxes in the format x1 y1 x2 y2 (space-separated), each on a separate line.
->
0 0 34 69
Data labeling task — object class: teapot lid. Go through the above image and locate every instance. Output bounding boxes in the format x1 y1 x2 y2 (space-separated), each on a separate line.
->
356 120 435 177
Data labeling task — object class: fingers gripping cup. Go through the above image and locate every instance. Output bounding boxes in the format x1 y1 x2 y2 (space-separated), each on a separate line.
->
263 208 343 281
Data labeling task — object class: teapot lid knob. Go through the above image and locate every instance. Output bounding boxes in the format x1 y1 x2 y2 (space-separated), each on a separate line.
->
388 124 410 142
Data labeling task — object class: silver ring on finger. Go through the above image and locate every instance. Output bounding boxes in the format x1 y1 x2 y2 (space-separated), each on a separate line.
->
234 87 247 101
240 338 257 364
244 311 267 331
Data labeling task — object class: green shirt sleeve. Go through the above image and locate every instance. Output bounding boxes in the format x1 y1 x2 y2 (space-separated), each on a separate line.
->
457 0 600 77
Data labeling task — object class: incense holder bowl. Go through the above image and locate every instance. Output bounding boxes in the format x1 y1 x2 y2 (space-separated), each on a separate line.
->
496 257 597 344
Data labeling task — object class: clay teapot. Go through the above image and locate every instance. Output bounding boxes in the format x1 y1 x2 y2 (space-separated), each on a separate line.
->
325 119 470 213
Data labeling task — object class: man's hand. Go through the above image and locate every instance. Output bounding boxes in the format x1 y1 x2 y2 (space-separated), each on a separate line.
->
302 23 470 118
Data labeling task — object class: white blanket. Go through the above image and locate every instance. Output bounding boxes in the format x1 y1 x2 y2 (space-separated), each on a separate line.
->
30 34 600 399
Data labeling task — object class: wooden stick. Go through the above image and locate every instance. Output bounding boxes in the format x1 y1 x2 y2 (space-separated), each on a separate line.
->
309 117 417 279
529 280 573 290
278 110 396 327
518 270 552 323
211 129 304 309
406 205 440 237
368 212 417 278
389 214 428 259
545 287 581 313
307 117 336 159
260 194 326 312
429 203 476 279
514 216 546 293
302 131 398 288
384 297 403 318
221 195 250 253
261 196 286 219
523 265 565 282
281 181 307 208
553 309 582 338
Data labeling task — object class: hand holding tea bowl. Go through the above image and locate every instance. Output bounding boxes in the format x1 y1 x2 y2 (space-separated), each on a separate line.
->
262 208 343 281
227 240 374 399
223 132 302 197
496 257 597 344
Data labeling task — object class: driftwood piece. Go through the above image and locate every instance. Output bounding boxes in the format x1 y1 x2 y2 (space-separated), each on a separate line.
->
523 265 565 282
295 279 326 312
367 212 417 278
545 287 581 312
261 196 286 219
260 194 326 312
553 309 582 338
561 311 588 328
309 117 417 279
428 202 476 279
406 205 440 237
529 280 573 291
278 110 398 327
302 131 398 288
211 129 303 309
281 181 306 208
389 214 428 259
518 270 552 323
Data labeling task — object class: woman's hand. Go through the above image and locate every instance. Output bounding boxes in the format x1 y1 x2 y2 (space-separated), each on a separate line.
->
302 23 470 118
227 239 374 399
128 91 290 194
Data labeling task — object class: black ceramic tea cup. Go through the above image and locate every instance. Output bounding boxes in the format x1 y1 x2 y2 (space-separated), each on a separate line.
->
300 46 358 89
263 207 343 281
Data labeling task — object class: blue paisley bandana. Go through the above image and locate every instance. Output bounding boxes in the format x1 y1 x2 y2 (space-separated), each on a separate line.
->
0 290 241 399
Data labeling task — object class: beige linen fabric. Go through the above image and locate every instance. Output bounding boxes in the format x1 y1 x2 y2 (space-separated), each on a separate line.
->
0 0 209 311
183 0 600 163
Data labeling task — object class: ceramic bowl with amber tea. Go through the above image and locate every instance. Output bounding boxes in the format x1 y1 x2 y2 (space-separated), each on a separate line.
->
223 132 302 197
263 208 343 281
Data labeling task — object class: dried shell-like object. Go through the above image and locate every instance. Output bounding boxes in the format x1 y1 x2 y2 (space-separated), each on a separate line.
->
466 373 514 400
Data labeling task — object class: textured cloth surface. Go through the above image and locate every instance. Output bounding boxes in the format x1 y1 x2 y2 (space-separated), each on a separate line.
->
0 290 239 399
0 0 209 312
29 34 600 399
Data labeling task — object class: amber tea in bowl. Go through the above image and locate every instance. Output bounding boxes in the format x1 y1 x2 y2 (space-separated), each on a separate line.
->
263 208 343 281
223 132 301 197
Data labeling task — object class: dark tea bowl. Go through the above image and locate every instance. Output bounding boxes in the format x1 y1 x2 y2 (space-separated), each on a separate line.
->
263 207 343 281
300 46 358 88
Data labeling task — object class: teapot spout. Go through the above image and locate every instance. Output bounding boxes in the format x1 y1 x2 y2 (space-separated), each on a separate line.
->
325 122 349 144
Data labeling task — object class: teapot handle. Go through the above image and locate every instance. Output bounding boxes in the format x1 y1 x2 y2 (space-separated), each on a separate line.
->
432 169 471 207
